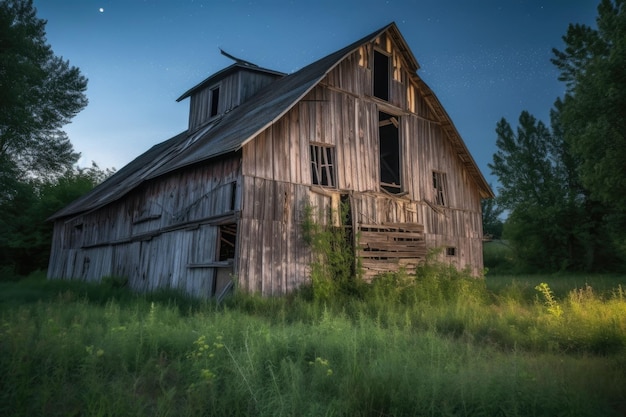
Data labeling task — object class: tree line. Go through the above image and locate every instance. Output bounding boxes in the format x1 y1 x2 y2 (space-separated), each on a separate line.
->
486 0 625 272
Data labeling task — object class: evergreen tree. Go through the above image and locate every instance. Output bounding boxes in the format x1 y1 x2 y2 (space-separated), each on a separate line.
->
552 0 626 263
551 0 625 209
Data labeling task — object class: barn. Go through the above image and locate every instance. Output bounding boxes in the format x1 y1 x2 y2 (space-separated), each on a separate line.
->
47 22 494 298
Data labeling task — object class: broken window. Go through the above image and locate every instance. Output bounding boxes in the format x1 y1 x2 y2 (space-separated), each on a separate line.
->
433 171 448 206
218 223 237 261
310 144 336 188
373 49 390 101
379 112 401 194
210 86 220 117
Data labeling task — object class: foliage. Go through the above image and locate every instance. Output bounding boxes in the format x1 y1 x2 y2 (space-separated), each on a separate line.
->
0 0 98 279
0 164 112 278
301 202 363 301
551 0 626 266
489 0 626 273
483 240 517 274
490 112 585 271
481 192 503 239
1 271 625 416
0 0 87 182
551 0 626 212
535 282 563 318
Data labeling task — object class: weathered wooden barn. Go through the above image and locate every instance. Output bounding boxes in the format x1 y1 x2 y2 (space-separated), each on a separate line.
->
47 22 493 297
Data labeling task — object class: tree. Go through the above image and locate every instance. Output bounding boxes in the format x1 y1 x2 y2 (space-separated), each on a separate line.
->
489 112 588 271
551 0 626 266
0 0 87 184
551 0 626 211
481 193 503 239
0 163 112 277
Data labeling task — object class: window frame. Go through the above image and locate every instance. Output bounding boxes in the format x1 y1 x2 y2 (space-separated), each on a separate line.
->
432 171 449 206
217 223 237 262
378 111 402 194
209 85 220 117
310 143 337 188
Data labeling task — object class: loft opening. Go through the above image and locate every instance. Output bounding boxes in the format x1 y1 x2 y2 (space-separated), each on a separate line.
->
210 86 220 117
373 49 390 101
379 111 401 194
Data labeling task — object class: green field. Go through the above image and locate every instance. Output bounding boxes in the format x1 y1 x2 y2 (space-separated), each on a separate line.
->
1 269 625 417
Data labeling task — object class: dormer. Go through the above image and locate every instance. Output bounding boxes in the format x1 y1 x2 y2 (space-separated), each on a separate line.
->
177 54 285 132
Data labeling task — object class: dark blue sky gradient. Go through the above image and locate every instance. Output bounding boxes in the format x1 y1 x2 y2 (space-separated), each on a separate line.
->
33 0 599 187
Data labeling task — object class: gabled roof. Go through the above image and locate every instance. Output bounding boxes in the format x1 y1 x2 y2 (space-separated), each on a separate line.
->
50 22 492 221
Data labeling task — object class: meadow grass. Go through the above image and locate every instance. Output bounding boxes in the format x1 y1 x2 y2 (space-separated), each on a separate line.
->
1 269 625 416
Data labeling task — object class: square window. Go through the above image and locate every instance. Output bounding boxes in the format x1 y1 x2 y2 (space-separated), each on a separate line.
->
446 247 456 257
310 144 336 188
433 171 448 206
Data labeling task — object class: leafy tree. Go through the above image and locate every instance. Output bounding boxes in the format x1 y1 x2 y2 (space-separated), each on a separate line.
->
489 111 591 271
551 0 626 210
481 193 503 239
0 164 112 278
0 0 87 183
551 0 626 265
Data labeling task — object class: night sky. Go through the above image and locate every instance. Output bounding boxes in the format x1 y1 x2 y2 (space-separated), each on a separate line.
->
33 0 599 187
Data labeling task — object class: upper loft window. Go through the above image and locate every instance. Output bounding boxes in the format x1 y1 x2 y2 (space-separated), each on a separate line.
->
379 112 401 194
433 171 448 206
373 49 390 101
210 86 220 117
310 144 336 188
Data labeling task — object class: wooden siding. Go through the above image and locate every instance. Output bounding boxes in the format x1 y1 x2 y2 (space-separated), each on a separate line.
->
358 223 427 280
48 155 242 296
240 35 484 287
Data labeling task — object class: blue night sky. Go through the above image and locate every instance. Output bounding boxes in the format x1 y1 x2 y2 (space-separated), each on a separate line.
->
33 0 599 187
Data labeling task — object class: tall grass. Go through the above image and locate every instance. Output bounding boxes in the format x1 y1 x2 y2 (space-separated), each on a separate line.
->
1 269 625 416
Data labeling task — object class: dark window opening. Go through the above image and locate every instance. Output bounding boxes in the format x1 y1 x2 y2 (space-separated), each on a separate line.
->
433 171 448 206
374 50 390 101
210 86 220 117
229 182 237 211
379 112 401 194
446 247 456 257
218 224 237 261
310 144 336 187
